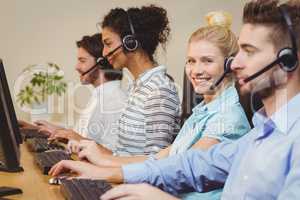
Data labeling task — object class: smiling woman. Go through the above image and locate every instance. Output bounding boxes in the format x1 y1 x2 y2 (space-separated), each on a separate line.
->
99 5 181 156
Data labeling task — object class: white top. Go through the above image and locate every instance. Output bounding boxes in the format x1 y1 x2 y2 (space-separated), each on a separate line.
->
76 80 127 151
115 65 181 156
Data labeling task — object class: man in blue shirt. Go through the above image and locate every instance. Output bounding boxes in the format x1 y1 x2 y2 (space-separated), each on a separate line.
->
50 0 300 199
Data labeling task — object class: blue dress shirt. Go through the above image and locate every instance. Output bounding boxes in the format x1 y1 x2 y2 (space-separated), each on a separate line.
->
123 92 300 199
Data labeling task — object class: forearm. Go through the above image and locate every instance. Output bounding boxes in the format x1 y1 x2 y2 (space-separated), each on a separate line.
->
92 143 113 155
101 155 148 167
122 150 206 195
155 146 171 159
104 146 171 167
95 148 169 168
105 167 124 184
122 142 235 196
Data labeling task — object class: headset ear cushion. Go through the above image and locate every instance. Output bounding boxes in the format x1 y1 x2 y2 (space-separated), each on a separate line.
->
278 48 298 72
123 35 139 52
224 56 234 73
95 57 112 70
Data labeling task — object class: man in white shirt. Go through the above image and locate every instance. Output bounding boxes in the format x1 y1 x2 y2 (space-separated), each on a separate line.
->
20 33 127 152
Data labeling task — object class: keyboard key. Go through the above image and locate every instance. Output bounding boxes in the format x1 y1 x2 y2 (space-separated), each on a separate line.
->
35 150 72 174
61 179 112 200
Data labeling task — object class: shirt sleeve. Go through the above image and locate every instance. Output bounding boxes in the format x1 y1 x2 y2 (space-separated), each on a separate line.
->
144 86 181 154
277 138 300 200
122 140 239 196
202 105 250 142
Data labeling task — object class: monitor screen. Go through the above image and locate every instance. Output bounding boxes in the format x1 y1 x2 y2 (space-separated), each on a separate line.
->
0 59 23 172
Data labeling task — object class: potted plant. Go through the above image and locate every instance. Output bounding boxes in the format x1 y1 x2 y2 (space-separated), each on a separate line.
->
16 62 67 121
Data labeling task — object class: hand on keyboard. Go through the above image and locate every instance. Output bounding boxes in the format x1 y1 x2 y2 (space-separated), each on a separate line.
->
48 129 84 143
48 160 123 183
35 150 72 174
68 140 113 166
27 138 65 152
67 140 82 154
100 184 179 200
34 120 61 135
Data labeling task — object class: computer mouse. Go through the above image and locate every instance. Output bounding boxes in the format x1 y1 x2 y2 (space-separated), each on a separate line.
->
48 177 62 185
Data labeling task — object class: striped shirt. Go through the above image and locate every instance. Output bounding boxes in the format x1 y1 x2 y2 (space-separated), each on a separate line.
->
115 65 181 156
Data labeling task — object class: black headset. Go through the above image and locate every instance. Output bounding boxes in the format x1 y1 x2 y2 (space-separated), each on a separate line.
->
81 10 139 76
244 5 298 83
122 10 139 52
211 5 299 88
210 56 235 90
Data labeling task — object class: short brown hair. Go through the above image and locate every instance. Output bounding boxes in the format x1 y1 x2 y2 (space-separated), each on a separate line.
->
243 0 300 51
76 33 122 81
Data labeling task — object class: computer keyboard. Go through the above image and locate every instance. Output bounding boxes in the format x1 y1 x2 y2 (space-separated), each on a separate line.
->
35 150 72 175
60 179 112 200
26 138 65 152
21 129 48 140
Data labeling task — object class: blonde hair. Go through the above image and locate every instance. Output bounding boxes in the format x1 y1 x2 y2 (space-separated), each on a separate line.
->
189 11 238 58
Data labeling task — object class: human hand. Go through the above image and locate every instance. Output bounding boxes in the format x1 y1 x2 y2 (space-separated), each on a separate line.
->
76 140 113 166
18 120 38 130
49 160 123 183
67 140 81 154
48 129 83 142
35 120 65 136
101 184 179 200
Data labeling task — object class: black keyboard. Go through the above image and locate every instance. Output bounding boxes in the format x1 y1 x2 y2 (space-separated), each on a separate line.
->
61 179 112 200
26 138 65 152
21 129 48 140
35 150 72 174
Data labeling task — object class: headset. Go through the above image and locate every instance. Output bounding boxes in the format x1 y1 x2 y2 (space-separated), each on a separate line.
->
81 47 122 77
210 56 235 90
244 4 298 83
122 10 139 52
81 10 139 77
210 5 298 89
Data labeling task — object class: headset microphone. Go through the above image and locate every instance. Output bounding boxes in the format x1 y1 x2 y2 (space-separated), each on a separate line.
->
244 56 283 83
244 5 298 83
210 56 234 90
81 10 139 77
81 44 123 77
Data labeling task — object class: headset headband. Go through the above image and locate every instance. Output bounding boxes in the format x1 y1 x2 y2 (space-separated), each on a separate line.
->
279 5 298 54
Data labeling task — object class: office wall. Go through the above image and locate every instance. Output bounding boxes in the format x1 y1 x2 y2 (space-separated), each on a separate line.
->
0 0 244 122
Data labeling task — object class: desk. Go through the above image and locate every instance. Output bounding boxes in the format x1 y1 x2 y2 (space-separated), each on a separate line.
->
0 144 63 200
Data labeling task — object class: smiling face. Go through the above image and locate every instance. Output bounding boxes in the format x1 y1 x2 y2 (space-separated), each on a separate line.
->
231 24 280 95
102 27 128 70
185 40 226 95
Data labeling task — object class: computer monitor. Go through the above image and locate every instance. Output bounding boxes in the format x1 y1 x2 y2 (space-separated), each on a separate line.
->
0 59 23 172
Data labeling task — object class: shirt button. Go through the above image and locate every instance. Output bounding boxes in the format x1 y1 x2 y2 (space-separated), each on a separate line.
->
243 175 249 181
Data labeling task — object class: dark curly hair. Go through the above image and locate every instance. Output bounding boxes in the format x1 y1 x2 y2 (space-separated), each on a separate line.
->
243 0 300 50
76 33 122 81
101 5 171 62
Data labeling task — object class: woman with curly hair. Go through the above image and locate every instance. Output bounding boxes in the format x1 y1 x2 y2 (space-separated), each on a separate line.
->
97 5 181 156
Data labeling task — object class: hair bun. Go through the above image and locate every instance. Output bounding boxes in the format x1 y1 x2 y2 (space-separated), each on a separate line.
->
205 11 232 28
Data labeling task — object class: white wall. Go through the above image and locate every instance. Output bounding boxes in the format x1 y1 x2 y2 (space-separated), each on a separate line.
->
0 0 244 122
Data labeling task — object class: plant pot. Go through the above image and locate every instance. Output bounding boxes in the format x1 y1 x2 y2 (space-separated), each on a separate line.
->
30 101 51 122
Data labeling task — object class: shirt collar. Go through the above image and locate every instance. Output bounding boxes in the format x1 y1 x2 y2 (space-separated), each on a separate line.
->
192 84 239 113
135 65 166 86
94 80 121 97
253 91 300 136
